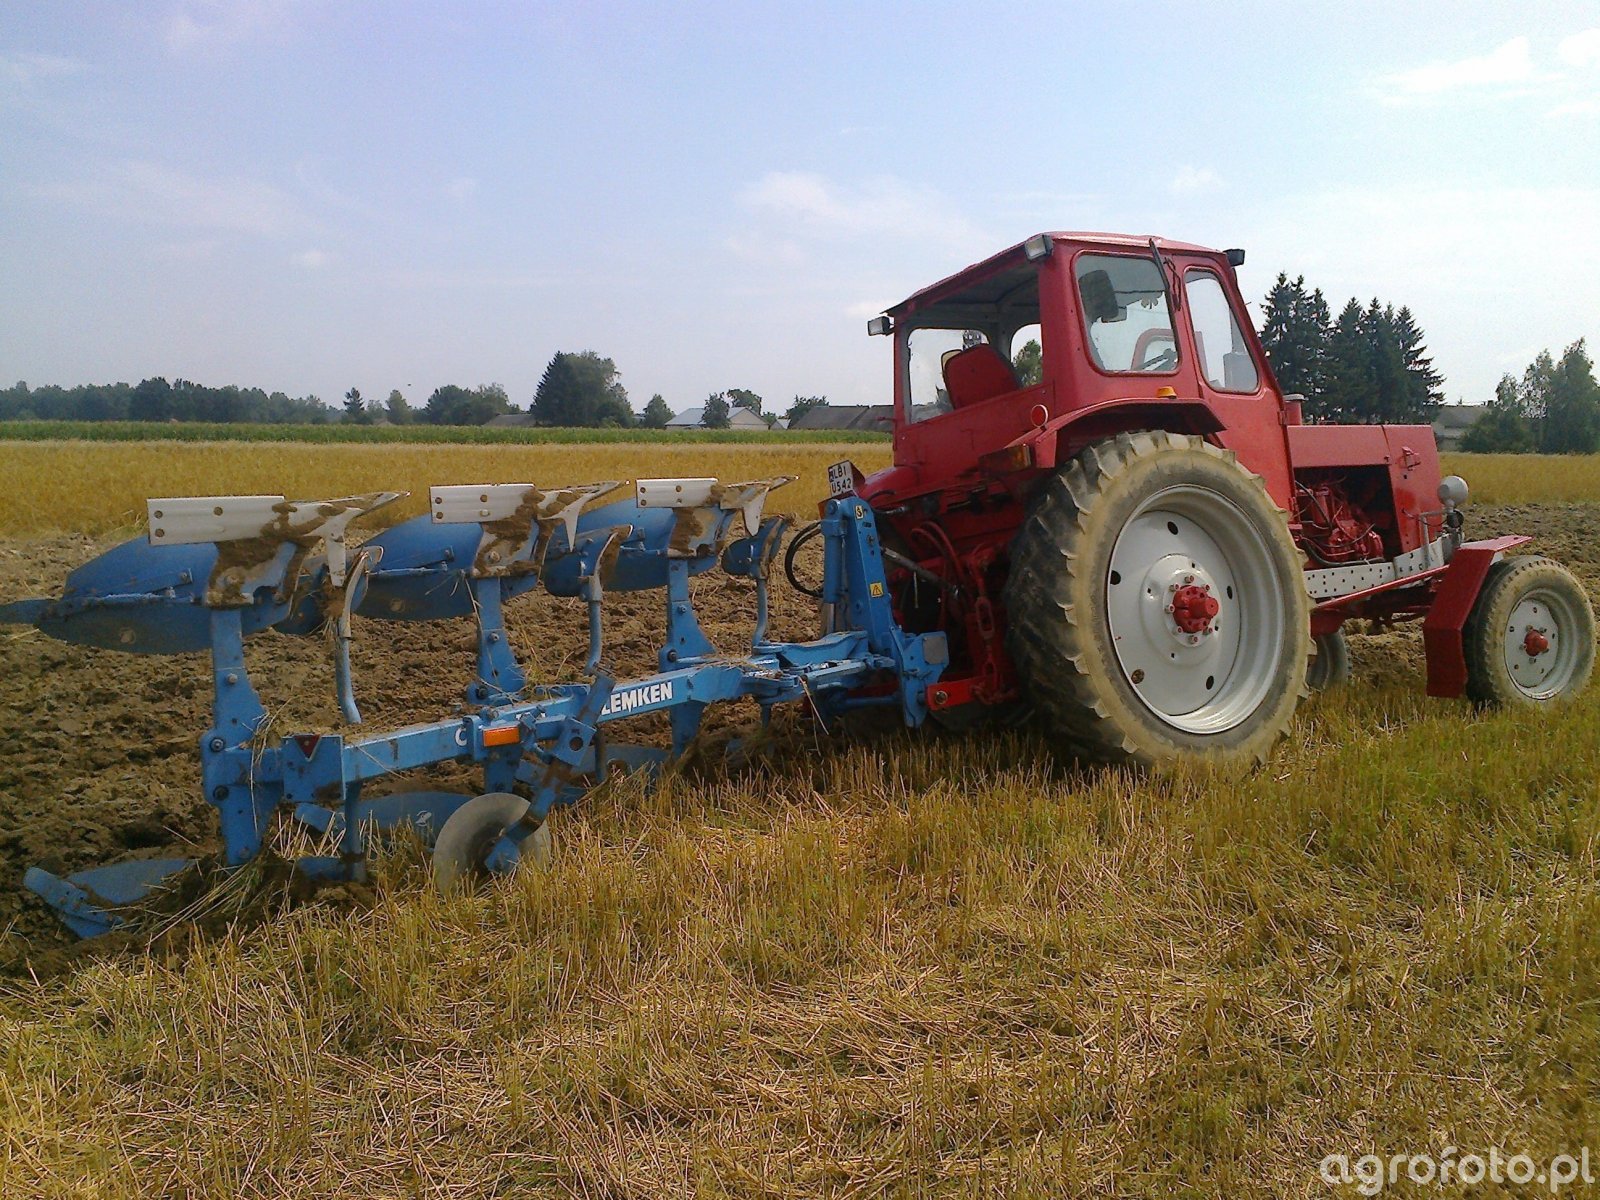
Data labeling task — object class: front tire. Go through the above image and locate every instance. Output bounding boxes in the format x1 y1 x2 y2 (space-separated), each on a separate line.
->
1463 556 1594 706
1005 430 1310 767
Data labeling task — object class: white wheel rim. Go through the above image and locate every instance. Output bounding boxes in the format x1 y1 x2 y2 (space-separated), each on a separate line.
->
1502 587 1583 700
1106 484 1287 734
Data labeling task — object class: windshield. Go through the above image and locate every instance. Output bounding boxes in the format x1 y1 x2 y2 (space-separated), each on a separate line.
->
1074 253 1178 374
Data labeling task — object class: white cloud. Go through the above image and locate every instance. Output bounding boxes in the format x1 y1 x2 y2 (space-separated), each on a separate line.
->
40 161 307 237
1378 36 1536 98
1557 28 1600 69
292 248 329 269
165 0 303 54
1170 166 1222 196
739 171 987 248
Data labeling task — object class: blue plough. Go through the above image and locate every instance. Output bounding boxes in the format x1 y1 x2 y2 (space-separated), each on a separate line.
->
1 474 947 937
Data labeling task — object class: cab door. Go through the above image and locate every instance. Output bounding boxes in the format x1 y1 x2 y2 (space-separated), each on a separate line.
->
1178 263 1294 507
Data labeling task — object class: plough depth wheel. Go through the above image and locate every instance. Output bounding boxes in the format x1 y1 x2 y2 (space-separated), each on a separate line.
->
431 793 552 894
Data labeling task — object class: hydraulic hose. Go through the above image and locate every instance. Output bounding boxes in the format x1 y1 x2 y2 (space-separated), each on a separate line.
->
783 521 825 598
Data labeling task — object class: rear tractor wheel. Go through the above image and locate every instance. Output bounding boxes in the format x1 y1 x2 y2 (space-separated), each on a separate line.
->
1004 430 1310 767
1463 556 1594 706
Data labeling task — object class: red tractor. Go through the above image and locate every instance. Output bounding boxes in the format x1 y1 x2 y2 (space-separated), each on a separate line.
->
846 232 1595 765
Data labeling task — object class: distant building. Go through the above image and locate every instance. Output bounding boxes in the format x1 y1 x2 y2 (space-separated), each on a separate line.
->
667 406 769 430
788 404 895 433
1432 404 1483 452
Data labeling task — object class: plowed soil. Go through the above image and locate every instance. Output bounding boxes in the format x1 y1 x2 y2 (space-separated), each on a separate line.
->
2 504 1595 958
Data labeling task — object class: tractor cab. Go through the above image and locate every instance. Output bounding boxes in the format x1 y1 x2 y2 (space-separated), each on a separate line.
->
865 232 1294 510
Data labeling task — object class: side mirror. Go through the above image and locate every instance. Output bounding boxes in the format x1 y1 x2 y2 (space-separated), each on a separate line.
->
1225 248 1246 267
1078 270 1125 324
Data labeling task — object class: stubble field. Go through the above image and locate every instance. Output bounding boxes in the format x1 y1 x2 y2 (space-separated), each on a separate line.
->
0 440 1598 1198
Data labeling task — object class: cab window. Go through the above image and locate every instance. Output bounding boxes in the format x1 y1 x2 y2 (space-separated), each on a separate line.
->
1184 270 1260 393
1073 254 1177 374
903 263 1040 423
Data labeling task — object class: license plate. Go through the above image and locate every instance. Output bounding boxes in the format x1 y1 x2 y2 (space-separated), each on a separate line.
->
827 460 856 497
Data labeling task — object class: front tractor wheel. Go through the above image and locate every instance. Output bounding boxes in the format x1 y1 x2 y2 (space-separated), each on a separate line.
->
1004 431 1310 768
1463 556 1594 707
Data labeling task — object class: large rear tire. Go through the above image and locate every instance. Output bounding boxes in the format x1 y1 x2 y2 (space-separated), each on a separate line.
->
1004 430 1310 767
1463 556 1594 706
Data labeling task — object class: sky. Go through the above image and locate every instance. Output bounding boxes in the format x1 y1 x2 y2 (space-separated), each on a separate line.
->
1 1 1597 414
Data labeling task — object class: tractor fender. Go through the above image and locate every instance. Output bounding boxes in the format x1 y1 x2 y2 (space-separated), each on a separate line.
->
1024 397 1226 471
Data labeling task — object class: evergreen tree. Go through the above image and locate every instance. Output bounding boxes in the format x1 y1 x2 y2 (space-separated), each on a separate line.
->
343 387 370 424
1364 301 1409 423
385 389 412 424
530 355 587 426
1260 274 1330 403
1393 306 1444 418
641 394 673 428
1321 299 1370 422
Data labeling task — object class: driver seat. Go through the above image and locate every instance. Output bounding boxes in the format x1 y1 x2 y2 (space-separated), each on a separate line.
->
942 344 1019 409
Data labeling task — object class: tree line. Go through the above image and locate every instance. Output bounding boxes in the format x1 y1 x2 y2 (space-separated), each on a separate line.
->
1258 274 1444 424
1460 341 1600 454
3 350 830 430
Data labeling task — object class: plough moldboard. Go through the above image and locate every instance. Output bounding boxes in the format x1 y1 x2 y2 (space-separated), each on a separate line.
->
1 475 948 938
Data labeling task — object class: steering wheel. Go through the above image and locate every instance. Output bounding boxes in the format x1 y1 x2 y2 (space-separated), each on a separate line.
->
1131 329 1177 372
1137 345 1178 371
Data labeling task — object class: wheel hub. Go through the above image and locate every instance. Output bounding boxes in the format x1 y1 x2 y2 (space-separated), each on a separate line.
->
1504 595 1565 694
1171 582 1221 634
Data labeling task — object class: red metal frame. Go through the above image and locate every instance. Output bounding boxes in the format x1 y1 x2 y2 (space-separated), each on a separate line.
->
1421 536 1531 698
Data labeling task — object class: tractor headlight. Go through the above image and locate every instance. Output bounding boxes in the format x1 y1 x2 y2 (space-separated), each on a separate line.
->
1438 475 1469 508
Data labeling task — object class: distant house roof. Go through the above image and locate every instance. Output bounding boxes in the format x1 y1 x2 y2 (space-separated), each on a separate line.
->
667 406 768 429
789 404 894 432
486 412 540 427
1433 404 1483 451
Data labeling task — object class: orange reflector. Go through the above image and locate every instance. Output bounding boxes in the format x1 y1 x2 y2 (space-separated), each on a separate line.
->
1156 386 1177 398
482 725 521 747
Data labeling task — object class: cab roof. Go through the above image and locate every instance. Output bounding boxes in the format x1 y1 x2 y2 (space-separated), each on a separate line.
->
885 232 1223 316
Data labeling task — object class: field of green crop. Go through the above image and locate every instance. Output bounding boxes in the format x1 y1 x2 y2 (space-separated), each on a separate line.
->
0 419 887 446
0 440 1596 1197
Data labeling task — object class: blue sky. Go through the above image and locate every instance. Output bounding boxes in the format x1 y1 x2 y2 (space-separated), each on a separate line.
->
2 1 1597 413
